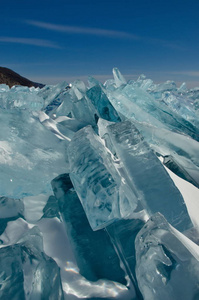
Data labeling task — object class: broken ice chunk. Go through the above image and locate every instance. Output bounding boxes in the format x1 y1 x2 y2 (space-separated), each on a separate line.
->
87 76 103 88
0 226 64 300
100 120 192 232
51 173 127 285
42 195 60 219
86 85 121 122
106 83 199 142
68 125 138 230
0 196 24 234
70 79 87 100
161 92 199 128
163 155 199 188
134 121 199 188
113 68 127 87
135 213 199 300
38 81 69 110
71 96 97 125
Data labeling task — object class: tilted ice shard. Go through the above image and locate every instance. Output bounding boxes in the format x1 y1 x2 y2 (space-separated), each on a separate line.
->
113 67 127 87
135 213 199 300
68 125 139 230
55 86 97 125
99 120 192 232
0 226 64 300
70 80 87 100
134 121 199 188
106 80 199 142
160 91 199 128
42 195 60 219
86 85 121 122
163 155 199 188
70 96 97 125
51 173 127 285
38 81 69 111
87 76 103 88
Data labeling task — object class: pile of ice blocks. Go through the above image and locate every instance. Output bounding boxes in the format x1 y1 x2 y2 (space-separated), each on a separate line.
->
0 69 199 299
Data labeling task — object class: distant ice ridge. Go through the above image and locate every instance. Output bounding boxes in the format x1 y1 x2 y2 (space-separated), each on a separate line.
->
0 68 199 299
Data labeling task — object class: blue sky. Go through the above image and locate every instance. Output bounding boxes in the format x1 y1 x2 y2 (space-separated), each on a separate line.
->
1 0 199 87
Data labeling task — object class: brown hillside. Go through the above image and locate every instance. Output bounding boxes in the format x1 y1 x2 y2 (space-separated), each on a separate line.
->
0 67 44 88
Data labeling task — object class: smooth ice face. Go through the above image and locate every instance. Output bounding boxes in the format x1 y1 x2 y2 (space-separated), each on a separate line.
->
99 120 192 232
134 121 199 188
68 125 140 230
135 213 199 300
0 226 64 300
67 126 128 230
86 85 121 122
163 155 199 188
0 108 68 198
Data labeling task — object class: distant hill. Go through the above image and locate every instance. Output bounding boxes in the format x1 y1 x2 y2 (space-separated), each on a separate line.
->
0 67 44 88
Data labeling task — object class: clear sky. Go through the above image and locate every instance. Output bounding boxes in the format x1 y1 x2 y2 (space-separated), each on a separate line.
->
1 0 199 87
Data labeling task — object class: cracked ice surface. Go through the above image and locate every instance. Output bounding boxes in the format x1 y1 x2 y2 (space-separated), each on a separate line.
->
0 69 199 299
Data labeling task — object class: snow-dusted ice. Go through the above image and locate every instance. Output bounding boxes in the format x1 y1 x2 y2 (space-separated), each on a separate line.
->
0 69 199 299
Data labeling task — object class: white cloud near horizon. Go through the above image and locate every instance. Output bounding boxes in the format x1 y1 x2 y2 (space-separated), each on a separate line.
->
170 71 199 77
0 37 61 49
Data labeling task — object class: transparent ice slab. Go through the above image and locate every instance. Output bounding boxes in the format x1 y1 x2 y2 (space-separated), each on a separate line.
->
98 120 192 232
37 81 69 112
86 84 121 122
67 125 138 230
0 226 64 300
135 213 199 300
163 155 199 188
134 121 199 188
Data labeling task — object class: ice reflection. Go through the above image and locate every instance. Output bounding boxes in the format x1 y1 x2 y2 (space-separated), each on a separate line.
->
62 260 128 299
64 261 79 274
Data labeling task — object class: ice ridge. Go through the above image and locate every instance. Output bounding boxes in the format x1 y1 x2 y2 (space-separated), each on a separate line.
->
0 68 199 299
